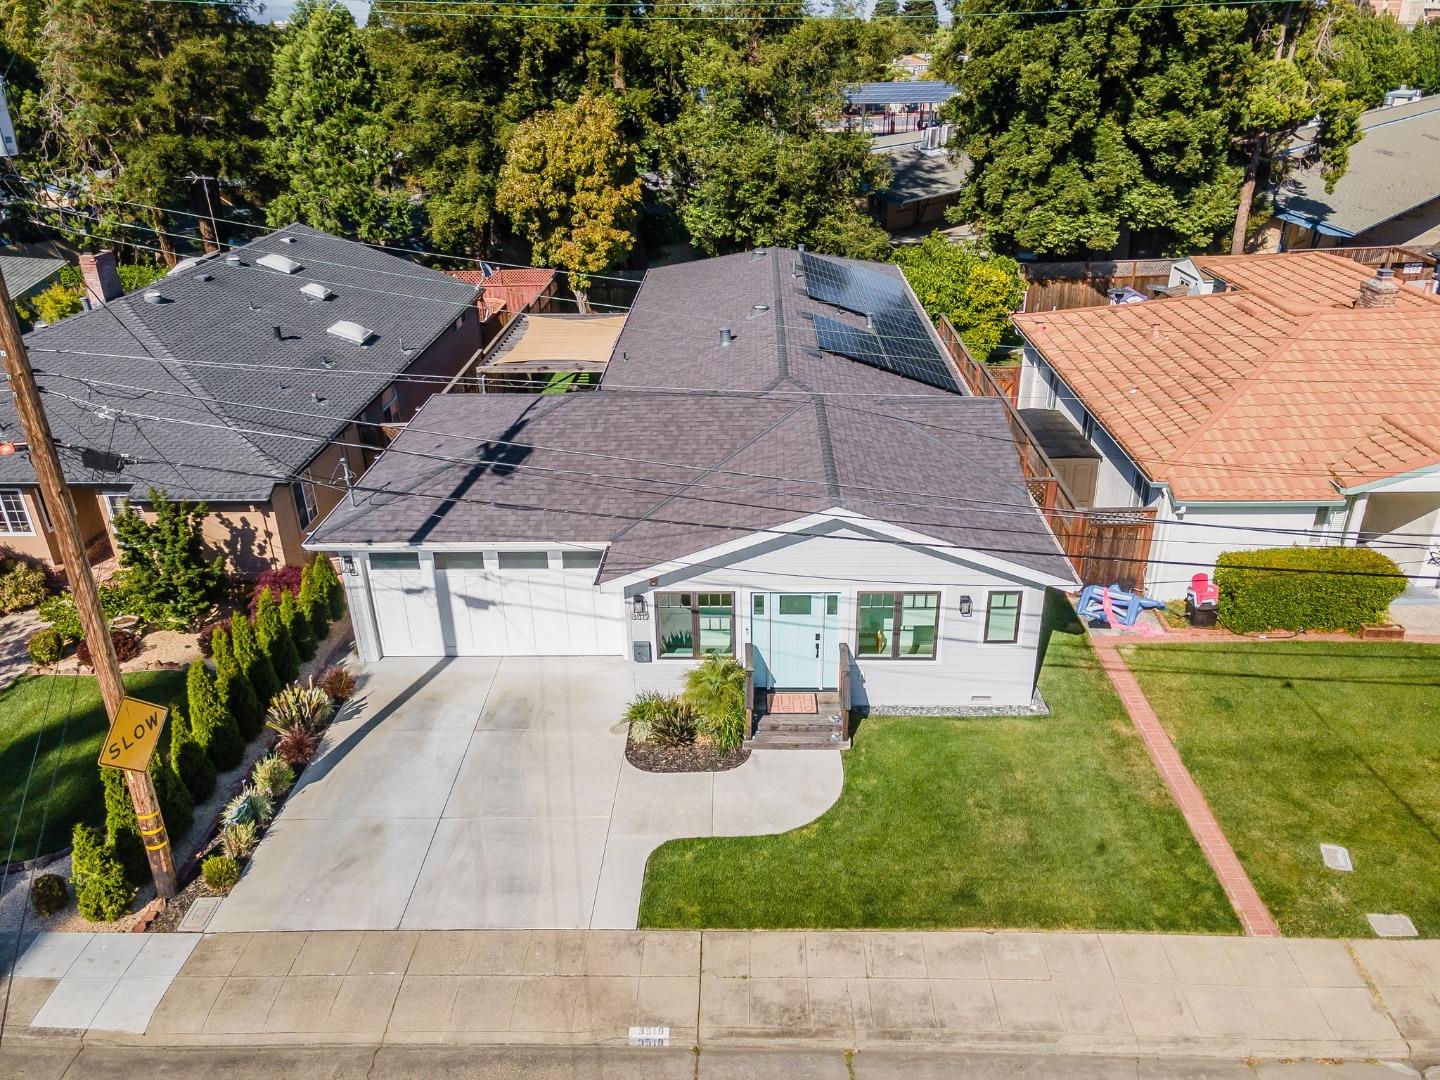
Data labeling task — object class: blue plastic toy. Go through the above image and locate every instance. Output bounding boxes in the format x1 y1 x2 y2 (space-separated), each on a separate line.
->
1077 583 1166 627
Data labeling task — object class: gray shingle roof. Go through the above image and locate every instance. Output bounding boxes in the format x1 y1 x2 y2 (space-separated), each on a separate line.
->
0 254 65 299
876 147 969 206
1274 98 1440 239
310 250 1075 584
3 224 477 502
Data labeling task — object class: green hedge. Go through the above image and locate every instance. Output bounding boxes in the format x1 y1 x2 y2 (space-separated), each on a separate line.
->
1214 545 1407 634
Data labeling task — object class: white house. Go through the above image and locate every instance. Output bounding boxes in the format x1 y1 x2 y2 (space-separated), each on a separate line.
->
306 250 1078 723
1013 251 1440 598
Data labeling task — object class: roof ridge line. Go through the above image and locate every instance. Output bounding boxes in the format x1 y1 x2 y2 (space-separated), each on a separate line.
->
1160 310 1323 468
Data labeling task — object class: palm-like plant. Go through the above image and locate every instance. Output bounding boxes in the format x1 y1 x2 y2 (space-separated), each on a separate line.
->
683 655 748 751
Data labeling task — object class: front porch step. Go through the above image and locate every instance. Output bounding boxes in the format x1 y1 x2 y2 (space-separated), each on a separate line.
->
755 716 842 734
746 730 850 750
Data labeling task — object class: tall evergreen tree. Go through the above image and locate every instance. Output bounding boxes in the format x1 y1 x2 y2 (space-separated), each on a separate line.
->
899 0 939 34
109 490 225 631
209 631 263 743
170 708 218 802
263 0 406 241
872 0 900 19
188 655 246 767
34 0 271 257
280 589 316 662
299 560 332 642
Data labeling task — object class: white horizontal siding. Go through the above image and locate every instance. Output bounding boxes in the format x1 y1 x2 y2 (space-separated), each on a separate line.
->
625 530 1047 710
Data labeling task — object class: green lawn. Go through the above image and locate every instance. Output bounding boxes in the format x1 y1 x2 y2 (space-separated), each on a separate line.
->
1124 639 1440 938
0 670 189 860
637 593 1237 931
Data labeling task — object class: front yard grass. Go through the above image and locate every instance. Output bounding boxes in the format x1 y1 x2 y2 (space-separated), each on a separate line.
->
637 593 1238 931
1124 639 1440 938
0 670 189 860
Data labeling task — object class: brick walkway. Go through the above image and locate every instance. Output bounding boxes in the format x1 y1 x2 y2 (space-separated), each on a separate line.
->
1089 635 1282 938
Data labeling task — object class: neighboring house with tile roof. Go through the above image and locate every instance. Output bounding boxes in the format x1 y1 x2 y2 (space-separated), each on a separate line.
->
1267 96 1440 252
4 223 483 575
446 266 559 347
1013 250 1440 597
308 249 1078 716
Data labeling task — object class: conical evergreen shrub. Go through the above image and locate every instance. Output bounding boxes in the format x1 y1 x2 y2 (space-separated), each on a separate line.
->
255 588 300 683
71 824 135 922
100 766 148 885
299 560 330 641
170 708 217 802
280 589 316 661
189 656 247 764
231 613 279 707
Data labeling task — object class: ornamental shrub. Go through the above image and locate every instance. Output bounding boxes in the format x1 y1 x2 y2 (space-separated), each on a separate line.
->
280 589 315 662
251 754 296 800
210 629 263 740
249 564 303 614
231 613 279 706
275 727 319 768
299 560 331 641
1214 545 1408 634
254 589 300 684
197 617 231 658
222 821 258 861
170 708 217 802
39 585 127 641
101 766 150 885
0 560 49 613
310 555 345 620
266 681 333 736
28 628 62 666
683 654 748 751
222 787 274 829
30 872 69 917
646 695 698 748
71 824 135 922
76 628 141 667
188 658 245 769
318 664 356 702
109 489 225 630
150 751 194 839
201 854 240 894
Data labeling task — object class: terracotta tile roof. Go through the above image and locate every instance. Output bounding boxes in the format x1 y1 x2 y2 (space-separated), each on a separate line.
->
1014 255 1440 502
1189 251 1440 314
447 267 556 318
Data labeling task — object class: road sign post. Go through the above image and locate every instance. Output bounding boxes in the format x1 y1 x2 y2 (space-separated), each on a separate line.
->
0 265 177 897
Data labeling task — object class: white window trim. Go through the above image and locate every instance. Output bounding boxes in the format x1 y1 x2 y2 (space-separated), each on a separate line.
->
0 488 35 536
101 491 131 521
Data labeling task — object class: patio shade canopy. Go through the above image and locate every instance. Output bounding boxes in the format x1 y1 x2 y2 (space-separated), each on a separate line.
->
490 313 626 366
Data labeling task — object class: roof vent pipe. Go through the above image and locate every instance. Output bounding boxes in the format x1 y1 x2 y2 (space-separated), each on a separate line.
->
272 325 282 340
719 327 733 348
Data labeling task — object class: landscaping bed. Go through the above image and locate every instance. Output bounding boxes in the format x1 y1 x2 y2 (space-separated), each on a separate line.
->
1124 638 1440 938
625 726 749 773
638 592 1237 931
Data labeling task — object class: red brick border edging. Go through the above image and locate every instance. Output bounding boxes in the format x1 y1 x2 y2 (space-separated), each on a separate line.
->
1090 634 1282 937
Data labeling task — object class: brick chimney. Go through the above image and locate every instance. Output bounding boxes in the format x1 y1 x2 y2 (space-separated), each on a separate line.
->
1357 267 1400 309
78 251 124 306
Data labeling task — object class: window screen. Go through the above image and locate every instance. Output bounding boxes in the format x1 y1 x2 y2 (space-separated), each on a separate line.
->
984 591 1022 644
370 552 420 570
497 551 549 570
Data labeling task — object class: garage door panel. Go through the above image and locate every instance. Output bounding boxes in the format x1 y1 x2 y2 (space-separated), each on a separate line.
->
371 567 444 657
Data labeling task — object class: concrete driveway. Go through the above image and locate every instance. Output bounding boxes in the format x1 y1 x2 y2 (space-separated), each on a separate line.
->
209 657 841 933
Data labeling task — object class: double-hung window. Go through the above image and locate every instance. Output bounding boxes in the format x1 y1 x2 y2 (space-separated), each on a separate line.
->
0 489 33 534
984 591 1023 644
856 592 939 659
655 592 734 658
293 480 319 529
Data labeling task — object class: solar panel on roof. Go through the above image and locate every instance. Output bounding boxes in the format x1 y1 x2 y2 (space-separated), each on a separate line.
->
844 81 956 106
802 253 960 393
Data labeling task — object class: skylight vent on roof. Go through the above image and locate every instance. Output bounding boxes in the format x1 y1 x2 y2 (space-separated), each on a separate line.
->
327 320 374 346
257 253 303 275
280 235 298 244
143 290 169 305
302 282 335 302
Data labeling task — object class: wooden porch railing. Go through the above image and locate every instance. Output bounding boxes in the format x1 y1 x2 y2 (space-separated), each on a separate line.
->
837 642 853 742
937 316 1157 592
743 641 755 740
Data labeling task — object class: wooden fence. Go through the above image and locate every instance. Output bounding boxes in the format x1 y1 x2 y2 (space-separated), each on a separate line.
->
938 317 1156 591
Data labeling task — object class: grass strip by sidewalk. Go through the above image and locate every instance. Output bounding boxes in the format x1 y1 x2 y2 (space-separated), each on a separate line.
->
1125 639 1440 938
638 593 1237 931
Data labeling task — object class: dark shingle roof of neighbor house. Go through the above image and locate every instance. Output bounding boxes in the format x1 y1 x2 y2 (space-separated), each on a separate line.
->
309 249 1075 584
0 253 66 299
2 224 477 502
1274 97 1440 239
877 146 969 206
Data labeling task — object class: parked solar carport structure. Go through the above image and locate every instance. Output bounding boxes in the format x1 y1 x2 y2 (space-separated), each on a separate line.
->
843 81 957 137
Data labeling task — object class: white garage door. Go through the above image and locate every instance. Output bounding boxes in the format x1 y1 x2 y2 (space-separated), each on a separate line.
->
434 550 625 657
368 552 445 657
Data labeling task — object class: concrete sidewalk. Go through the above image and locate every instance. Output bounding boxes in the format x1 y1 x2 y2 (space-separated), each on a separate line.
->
8 929 1440 1064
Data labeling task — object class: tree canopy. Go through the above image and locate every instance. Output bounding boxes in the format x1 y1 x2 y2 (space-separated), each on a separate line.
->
893 234 1025 357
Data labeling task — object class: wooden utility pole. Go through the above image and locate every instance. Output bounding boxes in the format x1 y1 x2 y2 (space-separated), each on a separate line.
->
0 271 177 898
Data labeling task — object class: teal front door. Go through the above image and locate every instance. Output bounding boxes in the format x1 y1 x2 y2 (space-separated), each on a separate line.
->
754 593 840 689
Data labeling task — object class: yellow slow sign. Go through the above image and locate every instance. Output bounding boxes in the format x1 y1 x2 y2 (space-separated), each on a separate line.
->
98 696 169 773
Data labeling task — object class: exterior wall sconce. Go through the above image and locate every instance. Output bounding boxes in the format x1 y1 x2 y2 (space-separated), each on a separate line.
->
959 595 973 617
341 555 355 575
631 594 649 620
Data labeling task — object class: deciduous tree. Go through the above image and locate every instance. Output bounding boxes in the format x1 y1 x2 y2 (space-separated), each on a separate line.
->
893 233 1025 357
495 93 643 312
